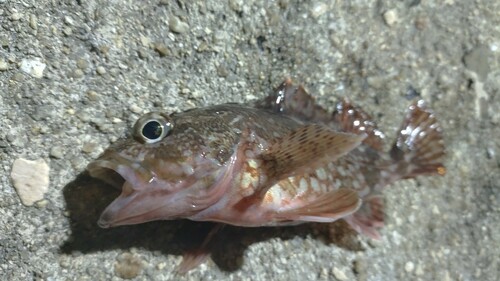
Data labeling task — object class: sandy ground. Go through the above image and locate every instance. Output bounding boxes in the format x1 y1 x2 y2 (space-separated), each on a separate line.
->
1 0 499 280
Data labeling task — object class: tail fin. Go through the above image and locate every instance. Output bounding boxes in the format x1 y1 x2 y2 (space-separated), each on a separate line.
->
390 100 446 178
345 100 445 239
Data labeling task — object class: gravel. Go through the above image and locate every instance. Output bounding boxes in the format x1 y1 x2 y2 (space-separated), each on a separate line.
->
1 1 499 280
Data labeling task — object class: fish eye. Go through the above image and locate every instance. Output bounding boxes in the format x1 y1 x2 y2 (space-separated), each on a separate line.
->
133 112 173 144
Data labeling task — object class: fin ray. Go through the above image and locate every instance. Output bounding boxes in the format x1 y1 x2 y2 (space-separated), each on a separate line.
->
344 195 384 240
332 98 386 151
255 78 331 123
275 188 361 222
262 124 366 181
390 100 446 178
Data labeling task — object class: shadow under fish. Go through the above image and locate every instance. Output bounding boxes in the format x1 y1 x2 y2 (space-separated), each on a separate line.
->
62 79 446 273
61 172 363 272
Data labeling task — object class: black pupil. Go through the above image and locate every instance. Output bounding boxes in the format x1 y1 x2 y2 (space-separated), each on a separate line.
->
142 121 163 140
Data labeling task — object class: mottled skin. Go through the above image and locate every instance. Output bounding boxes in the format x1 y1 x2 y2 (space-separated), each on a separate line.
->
89 103 364 228
88 79 445 271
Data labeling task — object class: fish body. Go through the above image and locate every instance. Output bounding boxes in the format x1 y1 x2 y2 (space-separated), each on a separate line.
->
87 79 445 270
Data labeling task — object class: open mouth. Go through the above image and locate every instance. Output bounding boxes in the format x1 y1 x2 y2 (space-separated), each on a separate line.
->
87 152 155 191
86 152 163 227
86 149 237 228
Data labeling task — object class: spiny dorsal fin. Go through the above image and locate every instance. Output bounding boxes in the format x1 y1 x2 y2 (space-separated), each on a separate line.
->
261 124 366 181
255 78 331 123
332 98 386 151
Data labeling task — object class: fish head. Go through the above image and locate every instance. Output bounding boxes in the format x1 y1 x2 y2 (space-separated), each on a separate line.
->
87 110 239 228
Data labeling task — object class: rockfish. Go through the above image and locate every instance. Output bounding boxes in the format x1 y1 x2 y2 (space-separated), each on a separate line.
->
87 79 446 271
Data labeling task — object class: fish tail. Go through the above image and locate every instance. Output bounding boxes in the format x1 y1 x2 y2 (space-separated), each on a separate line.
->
347 100 446 239
389 100 446 179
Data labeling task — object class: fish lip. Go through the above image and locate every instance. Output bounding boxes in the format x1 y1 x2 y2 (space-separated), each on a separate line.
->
88 152 198 227
96 190 145 228
87 153 170 227
87 152 155 189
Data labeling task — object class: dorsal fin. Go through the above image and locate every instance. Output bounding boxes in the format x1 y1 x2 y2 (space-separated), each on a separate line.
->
261 124 366 181
256 78 331 123
332 98 386 151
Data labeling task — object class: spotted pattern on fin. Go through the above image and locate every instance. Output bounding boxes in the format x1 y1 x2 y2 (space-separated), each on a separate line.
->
332 98 386 151
262 124 366 181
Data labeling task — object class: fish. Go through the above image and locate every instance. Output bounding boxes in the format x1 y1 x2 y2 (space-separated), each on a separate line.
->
87 79 446 271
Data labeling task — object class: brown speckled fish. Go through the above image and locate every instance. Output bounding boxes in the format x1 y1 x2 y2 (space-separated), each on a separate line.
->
87 79 445 271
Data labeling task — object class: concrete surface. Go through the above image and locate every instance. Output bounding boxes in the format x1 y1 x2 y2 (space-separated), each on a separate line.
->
1 0 499 280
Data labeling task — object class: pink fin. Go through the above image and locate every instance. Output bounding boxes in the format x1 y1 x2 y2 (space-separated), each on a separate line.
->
177 250 210 274
390 100 446 178
332 98 386 151
275 188 361 223
344 195 384 240
176 224 223 273
262 124 366 180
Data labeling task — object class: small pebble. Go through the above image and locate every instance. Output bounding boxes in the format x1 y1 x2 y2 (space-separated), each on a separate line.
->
217 65 229 77
35 199 49 208
229 0 243 12
63 26 73 36
332 267 348 281
140 34 151 47
64 16 74 25
20 58 46 78
153 42 169 57
86 90 99 101
82 142 97 154
383 9 398 26
129 104 142 114
96 66 106 75
70 156 86 171
29 14 38 30
76 59 88 70
311 3 328 18
11 12 22 21
0 58 8 71
12 72 25 82
405 261 415 272
50 146 64 159
114 253 144 279
10 158 50 206
71 69 84 79
169 16 189 34
137 48 148 59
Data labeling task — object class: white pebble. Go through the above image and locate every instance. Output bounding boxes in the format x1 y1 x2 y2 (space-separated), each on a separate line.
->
332 267 348 281
405 261 415 272
383 9 398 26
311 3 329 18
169 16 189 34
0 58 8 71
20 58 46 78
10 158 50 206
129 104 142 114
11 12 22 21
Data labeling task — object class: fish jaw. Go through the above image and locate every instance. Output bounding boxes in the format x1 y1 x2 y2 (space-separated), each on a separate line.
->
87 148 241 228
96 179 196 228
88 151 207 227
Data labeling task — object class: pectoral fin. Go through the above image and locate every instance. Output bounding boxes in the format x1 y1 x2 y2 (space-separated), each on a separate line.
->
262 124 366 181
275 188 361 222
